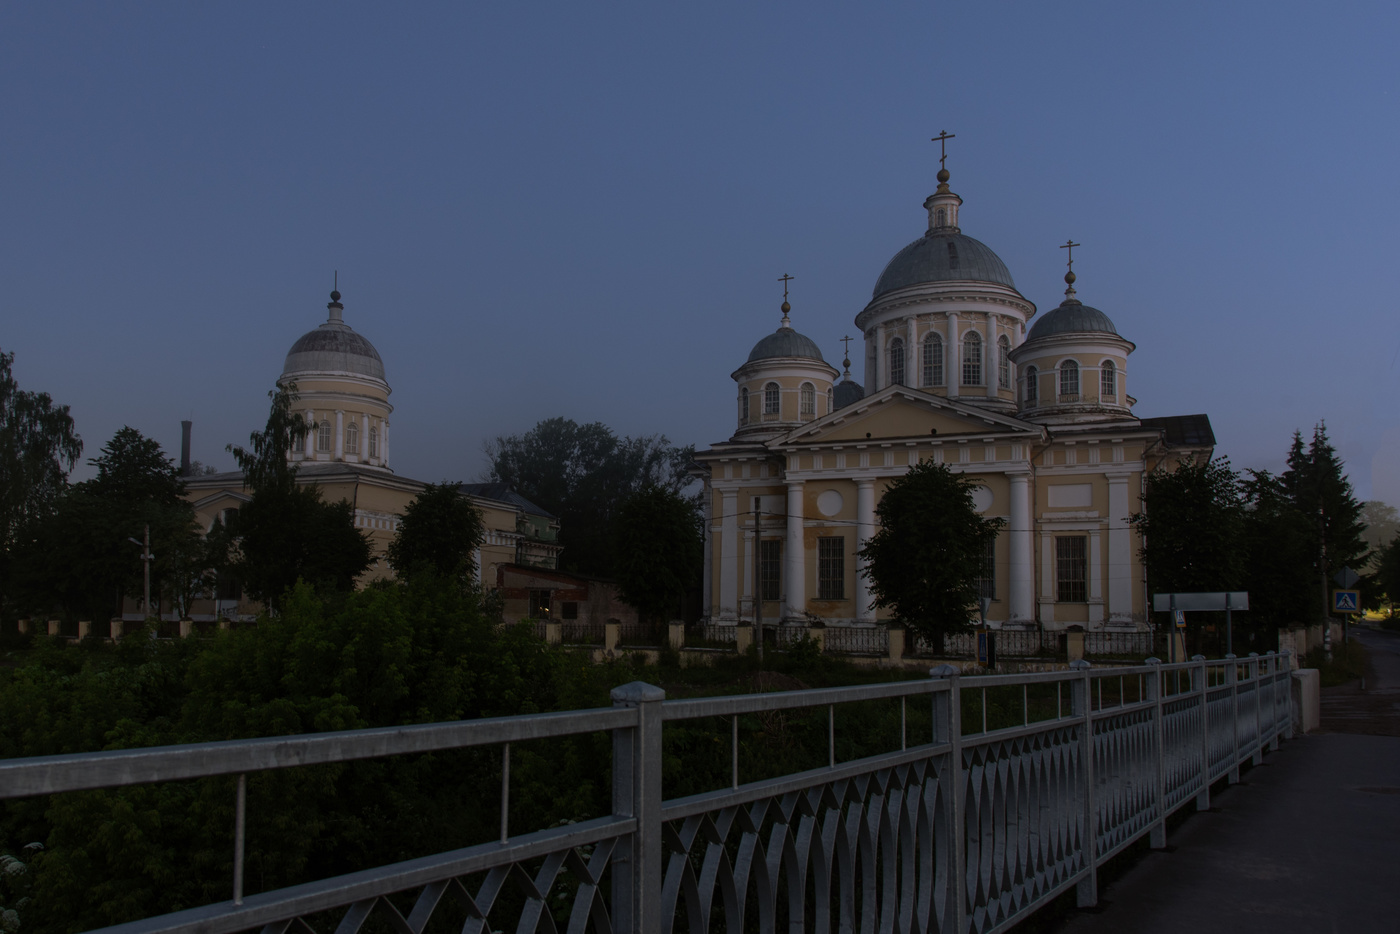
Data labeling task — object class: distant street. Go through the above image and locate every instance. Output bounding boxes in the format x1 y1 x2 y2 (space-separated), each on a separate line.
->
1053 626 1400 934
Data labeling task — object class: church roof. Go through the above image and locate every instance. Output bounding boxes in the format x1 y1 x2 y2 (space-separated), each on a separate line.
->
833 378 865 410
282 293 386 381
873 232 1016 298
455 482 555 519
1025 299 1119 342
746 325 827 364
1139 414 1215 447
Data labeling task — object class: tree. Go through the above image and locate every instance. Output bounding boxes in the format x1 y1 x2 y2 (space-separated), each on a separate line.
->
1280 424 1368 623
1130 457 1245 597
486 418 694 576
1373 535 1400 617
858 461 1003 647
610 486 702 623
1360 501 1400 565
387 482 485 586
0 350 82 608
1239 470 1317 629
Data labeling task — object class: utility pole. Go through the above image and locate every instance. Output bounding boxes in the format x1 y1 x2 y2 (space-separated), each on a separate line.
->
128 525 154 620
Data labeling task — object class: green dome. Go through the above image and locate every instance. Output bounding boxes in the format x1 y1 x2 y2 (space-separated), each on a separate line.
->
873 232 1016 298
1026 299 1119 342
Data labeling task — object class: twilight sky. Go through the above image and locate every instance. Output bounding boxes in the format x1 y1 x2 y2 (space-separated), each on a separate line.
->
3 2 1398 504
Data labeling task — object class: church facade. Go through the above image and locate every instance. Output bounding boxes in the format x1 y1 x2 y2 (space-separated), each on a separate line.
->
695 162 1213 633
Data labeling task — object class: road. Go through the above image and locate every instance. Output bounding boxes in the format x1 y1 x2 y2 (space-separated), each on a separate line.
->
1052 626 1400 934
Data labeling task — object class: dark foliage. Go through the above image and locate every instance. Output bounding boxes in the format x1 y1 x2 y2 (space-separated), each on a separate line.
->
610 486 702 622
386 482 485 586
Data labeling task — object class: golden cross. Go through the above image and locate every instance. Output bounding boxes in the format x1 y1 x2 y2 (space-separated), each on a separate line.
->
1060 239 1081 271
778 273 794 300
840 335 853 359
932 130 956 169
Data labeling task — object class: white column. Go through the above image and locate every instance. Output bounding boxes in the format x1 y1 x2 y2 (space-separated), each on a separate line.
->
906 318 916 387
473 547 483 587
382 420 390 468
947 313 960 398
1040 531 1055 623
1107 473 1133 622
334 410 344 461
720 490 739 620
1009 471 1034 623
304 410 316 459
784 482 805 620
360 414 369 459
873 324 885 391
855 479 877 622
702 481 714 618
984 318 994 396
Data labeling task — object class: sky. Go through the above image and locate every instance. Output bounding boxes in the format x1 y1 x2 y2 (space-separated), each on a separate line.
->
3 2 1398 504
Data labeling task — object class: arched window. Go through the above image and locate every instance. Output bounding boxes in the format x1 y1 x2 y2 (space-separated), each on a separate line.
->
1024 365 1038 405
799 383 815 417
369 427 379 458
922 333 943 387
935 208 946 227
1100 360 1116 401
889 338 905 386
316 421 332 453
740 387 750 424
962 331 982 386
345 421 359 454
998 335 1011 389
763 382 780 416
1059 360 1080 400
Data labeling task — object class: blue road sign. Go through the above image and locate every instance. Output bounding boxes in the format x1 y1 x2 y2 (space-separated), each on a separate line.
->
1173 610 1186 629
1332 590 1360 613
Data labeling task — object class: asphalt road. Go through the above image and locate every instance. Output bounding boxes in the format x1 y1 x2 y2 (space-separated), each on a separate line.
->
1051 627 1400 934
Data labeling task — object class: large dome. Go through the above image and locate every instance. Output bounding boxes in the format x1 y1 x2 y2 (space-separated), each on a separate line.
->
745 325 826 364
281 294 386 381
872 232 1016 298
1025 299 1118 342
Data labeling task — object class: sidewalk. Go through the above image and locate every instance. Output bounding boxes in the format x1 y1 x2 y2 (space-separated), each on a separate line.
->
1054 629 1400 934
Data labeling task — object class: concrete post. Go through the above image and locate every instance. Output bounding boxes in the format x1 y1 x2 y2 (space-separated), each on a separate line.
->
16 619 28 636
930 665 965 933
110 618 123 641
77 620 91 641
668 621 685 651
47 619 60 637
809 625 826 653
1070 659 1097 907
1191 655 1210 810
1225 654 1240 784
610 682 665 934
735 624 753 654
179 619 193 639
887 627 905 664
1248 653 1263 765
544 621 562 645
219 617 232 631
604 621 620 654
1066 630 1085 662
1145 657 1166 849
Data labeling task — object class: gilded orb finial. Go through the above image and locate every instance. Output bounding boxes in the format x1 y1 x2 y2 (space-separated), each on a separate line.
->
778 273 795 326
932 130 955 189
1059 240 1081 302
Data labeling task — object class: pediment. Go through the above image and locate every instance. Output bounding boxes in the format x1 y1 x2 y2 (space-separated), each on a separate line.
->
773 386 1042 448
191 488 253 512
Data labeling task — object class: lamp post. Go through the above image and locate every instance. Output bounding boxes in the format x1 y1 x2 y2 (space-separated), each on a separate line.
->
127 525 154 620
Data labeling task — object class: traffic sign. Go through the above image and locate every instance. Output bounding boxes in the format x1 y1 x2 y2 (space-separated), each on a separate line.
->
1173 610 1186 629
1332 590 1360 614
1334 567 1360 589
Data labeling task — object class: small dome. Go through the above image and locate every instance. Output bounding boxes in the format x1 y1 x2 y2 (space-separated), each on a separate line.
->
833 379 865 410
1025 299 1119 342
746 326 827 364
873 233 1015 298
283 320 386 381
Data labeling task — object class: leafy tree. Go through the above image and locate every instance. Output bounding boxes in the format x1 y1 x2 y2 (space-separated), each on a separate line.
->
611 485 702 622
0 350 82 609
858 461 1003 647
386 482 485 585
1130 456 1245 596
486 417 694 576
1280 424 1368 623
1373 535 1400 617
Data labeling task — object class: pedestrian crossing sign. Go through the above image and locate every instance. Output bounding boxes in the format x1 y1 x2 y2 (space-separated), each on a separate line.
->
1332 589 1360 613
1173 610 1186 629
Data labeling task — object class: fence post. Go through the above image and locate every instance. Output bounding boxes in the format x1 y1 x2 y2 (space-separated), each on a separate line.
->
930 665 965 933
610 681 665 934
544 621 562 645
1145 657 1166 849
46 619 60 638
16 619 28 636
1069 659 1097 907
887 627 905 665
1191 655 1210 810
605 620 620 654
1248 652 1263 765
667 621 685 651
1224 655 1240 783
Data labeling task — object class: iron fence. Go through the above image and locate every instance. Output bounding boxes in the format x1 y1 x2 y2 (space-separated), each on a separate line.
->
617 621 665 648
822 624 889 656
929 629 1062 657
561 621 603 645
0 652 1295 934
1085 631 1153 657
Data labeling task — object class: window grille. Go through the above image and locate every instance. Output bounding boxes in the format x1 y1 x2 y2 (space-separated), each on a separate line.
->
763 383 780 416
922 334 943 387
345 421 359 453
889 338 905 386
740 387 749 424
800 383 815 417
1056 536 1087 603
818 537 845 600
1101 360 1116 401
1059 360 1079 400
316 421 332 453
759 539 781 602
998 335 1011 389
962 332 982 385
1024 366 1038 405
976 536 997 601
368 427 379 458
528 589 551 619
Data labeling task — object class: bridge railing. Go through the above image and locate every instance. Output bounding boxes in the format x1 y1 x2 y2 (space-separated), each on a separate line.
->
0 652 1294 934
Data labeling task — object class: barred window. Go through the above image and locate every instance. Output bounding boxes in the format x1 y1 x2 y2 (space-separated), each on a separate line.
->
759 539 781 602
1100 360 1116 401
818 536 845 600
561 602 578 620
800 382 815 417
763 382 780 415
1060 360 1080 399
316 421 332 453
962 331 982 385
740 387 749 423
889 338 905 386
528 589 551 618
368 427 379 458
1024 365 1038 405
922 333 943 387
998 335 1011 389
976 536 996 601
1056 536 1087 603
345 421 359 453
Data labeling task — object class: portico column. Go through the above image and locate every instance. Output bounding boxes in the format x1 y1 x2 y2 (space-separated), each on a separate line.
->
855 478 877 622
382 420 390 468
1107 472 1133 622
1009 471 1034 623
784 482 805 620
334 410 344 460
720 490 739 620
873 324 885 392
360 414 369 459
947 313 960 398
304 410 316 459
702 481 714 618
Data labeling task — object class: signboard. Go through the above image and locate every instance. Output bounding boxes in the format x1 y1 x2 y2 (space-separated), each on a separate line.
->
1332 590 1361 614
1173 610 1186 630
1334 567 1360 589
1152 592 1250 613
977 631 997 668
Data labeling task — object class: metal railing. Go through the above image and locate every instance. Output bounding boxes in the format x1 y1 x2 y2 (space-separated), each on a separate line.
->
0 652 1294 934
822 623 889 655
1086 630 1153 657
560 620 603 645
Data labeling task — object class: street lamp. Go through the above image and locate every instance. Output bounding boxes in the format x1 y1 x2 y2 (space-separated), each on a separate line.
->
127 524 155 620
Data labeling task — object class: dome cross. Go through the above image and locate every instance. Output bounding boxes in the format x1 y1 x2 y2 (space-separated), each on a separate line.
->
1060 239 1082 301
931 130 956 170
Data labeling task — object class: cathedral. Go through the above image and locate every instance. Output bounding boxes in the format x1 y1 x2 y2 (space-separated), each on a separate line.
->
694 157 1213 633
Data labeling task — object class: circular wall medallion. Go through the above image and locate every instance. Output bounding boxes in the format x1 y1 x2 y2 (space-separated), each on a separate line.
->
816 489 844 517
971 486 993 513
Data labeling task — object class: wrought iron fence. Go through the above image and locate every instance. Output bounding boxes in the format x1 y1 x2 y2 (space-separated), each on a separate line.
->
822 624 889 655
0 653 1295 934
1086 630 1153 657
694 622 737 645
617 621 664 648
928 628 1062 657
561 621 603 645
